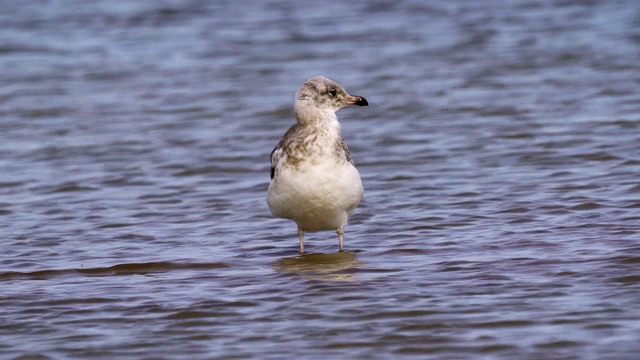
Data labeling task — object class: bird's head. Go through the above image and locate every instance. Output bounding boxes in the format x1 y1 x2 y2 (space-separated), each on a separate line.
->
294 76 368 123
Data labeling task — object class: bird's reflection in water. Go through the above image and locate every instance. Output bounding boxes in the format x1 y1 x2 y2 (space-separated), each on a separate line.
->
275 251 364 281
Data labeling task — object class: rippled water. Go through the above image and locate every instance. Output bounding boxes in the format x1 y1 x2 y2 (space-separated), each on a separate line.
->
2 1 640 359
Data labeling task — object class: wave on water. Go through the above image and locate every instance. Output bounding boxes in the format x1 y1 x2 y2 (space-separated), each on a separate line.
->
0 261 229 281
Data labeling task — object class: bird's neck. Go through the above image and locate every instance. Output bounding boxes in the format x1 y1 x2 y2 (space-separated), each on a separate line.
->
294 111 341 150
295 104 339 126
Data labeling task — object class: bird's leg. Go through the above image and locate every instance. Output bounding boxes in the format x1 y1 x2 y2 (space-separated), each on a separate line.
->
337 226 344 252
298 227 305 254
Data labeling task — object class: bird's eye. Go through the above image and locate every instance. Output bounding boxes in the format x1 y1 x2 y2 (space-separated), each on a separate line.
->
329 89 337 97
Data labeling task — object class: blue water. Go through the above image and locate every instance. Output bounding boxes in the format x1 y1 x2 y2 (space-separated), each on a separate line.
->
1 1 639 359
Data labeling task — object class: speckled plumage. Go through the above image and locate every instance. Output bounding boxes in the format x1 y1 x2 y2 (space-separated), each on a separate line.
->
267 76 368 254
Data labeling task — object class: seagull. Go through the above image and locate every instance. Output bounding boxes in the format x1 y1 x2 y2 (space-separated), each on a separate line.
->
267 76 368 254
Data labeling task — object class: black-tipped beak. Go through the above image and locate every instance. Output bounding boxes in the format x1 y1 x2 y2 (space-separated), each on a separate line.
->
346 95 368 106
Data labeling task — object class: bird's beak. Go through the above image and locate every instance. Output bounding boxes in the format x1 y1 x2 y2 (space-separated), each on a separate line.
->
345 95 368 106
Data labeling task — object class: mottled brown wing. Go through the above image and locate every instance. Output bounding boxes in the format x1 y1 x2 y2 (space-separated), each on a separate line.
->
340 138 355 166
269 145 280 180
270 124 298 180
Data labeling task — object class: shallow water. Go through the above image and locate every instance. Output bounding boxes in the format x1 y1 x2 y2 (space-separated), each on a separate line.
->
1 1 640 359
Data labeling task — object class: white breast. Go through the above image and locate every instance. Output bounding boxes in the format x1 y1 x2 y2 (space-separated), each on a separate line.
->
267 154 363 232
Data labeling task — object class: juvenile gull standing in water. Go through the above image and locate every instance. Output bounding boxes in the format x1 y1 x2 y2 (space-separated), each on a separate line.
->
267 76 368 254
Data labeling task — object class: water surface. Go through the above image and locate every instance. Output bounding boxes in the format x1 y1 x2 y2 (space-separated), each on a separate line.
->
1 1 639 359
